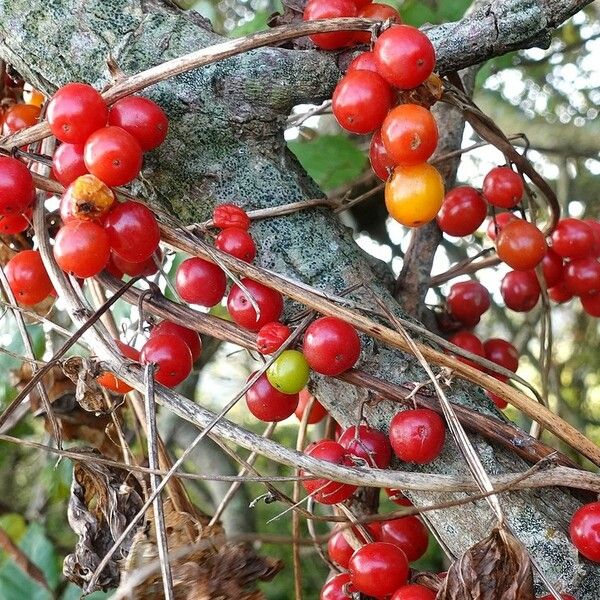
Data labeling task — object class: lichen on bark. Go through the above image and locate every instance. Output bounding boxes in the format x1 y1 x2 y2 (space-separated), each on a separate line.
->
0 0 598 597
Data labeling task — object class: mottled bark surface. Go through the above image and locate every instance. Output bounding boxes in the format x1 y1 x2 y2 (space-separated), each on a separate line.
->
1 0 598 597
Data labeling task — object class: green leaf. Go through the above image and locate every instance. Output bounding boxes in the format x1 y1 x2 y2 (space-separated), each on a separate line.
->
165 251 188 302
0 514 27 543
400 0 471 25
288 135 367 191
230 10 273 37
61 584 110 600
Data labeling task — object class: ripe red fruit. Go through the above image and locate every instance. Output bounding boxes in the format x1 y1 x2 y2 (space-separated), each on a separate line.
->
3 103 40 134
141 334 192 388
84 126 143 187
487 385 509 410
213 204 251 230
549 281 573 304
551 218 594 259
303 0 357 50
355 3 402 44
47 83 108 144
0 210 31 234
496 219 547 271
374 25 435 90
541 248 564 288
54 220 110 278
150 320 202 362
386 488 413 506
328 529 358 569
104 201 160 262
585 219 600 256
256 321 291 354
338 425 392 469
52 143 88 187
5 250 53 305
482 167 524 208
569 501 600 563
303 316 361 375
301 440 357 504
295 389 328 424
581 292 600 317
110 252 160 277
97 340 140 394
215 227 256 262
381 104 438 166
381 516 429 562
436 186 487 237
449 331 484 370
347 51 378 73
501 270 540 312
349 542 409 597
320 573 352 600
487 212 516 241
483 338 519 373
176 257 226 307
245 371 299 422
0 156 34 216
389 408 445 464
227 279 284 331
446 280 490 327
60 174 115 222
391 584 437 600
108 96 168 151
369 129 396 182
332 71 392 134
564 257 600 296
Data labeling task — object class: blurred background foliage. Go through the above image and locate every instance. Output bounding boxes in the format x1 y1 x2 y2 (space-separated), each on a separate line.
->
0 0 599 598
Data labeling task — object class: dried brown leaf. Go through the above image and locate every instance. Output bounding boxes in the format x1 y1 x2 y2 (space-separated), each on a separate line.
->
62 356 108 413
63 455 144 591
436 528 535 600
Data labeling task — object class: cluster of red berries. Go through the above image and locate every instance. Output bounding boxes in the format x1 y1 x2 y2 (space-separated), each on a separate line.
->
304 1 445 228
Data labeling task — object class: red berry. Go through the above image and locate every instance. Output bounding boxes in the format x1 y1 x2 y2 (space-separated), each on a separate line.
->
355 3 402 44
175 257 226 307
436 186 487 237
581 292 600 317
5 250 53 305
213 204 251 230
301 440 357 504
110 252 160 277
487 385 509 410
501 270 540 312
227 279 284 332
380 516 429 562
256 321 291 354
551 218 594 259
446 280 490 327
54 220 110 278
104 200 160 262
47 83 108 144
215 227 256 262
483 338 519 373
391 584 437 600
84 126 143 187
349 542 409 597
97 340 139 394
569 501 600 563
564 257 600 296
3 103 40 134
303 316 361 375
549 281 573 304
449 330 484 370
59 174 115 222
496 219 547 271
389 408 445 464
328 529 357 569
347 51 378 73
332 70 393 134
374 25 435 90
245 371 299 422
0 156 34 216
541 248 565 288
369 129 396 181
0 210 31 234
52 143 88 187
150 320 202 362
295 389 328 424
486 212 516 241
338 425 392 469
140 334 192 388
303 0 357 50
385 488 413 506
320 573 352 600
381 104 438 166
482 167 524 209
108 96 168 151
584 219 600 256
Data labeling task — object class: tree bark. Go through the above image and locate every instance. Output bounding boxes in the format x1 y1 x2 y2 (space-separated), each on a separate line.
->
1 0 598 597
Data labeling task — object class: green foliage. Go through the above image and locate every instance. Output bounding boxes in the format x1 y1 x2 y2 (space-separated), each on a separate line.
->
288 135 367 191
230 10 275 37
399 0 471 25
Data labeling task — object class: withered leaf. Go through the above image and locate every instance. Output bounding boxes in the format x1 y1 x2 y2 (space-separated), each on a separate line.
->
436 528 535 600
63 454 144 592
62 356 108 413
